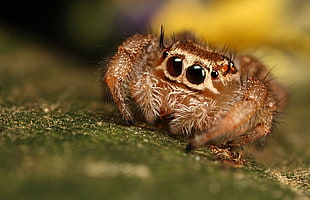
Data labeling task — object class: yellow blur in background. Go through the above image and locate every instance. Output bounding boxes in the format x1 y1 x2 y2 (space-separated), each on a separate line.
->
151 0 310 85
152 0 309 52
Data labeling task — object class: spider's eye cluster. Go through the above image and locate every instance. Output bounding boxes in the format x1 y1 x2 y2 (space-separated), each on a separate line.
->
186 65 206 84
165 55 207 85
167 56 183 77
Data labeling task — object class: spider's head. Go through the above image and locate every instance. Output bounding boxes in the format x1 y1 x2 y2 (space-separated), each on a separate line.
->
157 40 237 94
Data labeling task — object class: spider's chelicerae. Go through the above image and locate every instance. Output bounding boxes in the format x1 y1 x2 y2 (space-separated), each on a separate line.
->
104 29 287 151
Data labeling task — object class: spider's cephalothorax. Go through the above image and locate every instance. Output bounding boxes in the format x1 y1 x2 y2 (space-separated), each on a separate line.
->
104 30 287 151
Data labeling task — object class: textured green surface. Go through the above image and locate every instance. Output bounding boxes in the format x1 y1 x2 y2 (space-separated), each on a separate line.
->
0 29 309 200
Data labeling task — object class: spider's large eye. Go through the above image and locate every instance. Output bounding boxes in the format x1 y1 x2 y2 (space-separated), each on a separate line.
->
186 65 206 84
167 56 183 77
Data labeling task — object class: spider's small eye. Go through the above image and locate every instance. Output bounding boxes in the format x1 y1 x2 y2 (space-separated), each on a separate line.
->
163 51 169 58
186 65 206 84
167 56 183 77
230 61 237 74
211 70 219 79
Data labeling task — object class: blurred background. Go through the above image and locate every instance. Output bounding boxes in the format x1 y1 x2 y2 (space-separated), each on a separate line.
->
0 0 309 166
0 0 165 62
0 0 309 64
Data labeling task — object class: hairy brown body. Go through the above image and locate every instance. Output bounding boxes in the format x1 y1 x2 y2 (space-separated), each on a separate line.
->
104 31 287 151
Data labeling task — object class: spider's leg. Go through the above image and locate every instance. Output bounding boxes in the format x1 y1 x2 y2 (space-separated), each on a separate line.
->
225 121 273 147
104 34 158 123
238 55 288 111
130 72 163 123
186 77 276 151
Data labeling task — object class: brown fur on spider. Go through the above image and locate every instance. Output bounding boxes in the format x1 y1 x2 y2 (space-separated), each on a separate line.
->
103 27 287 152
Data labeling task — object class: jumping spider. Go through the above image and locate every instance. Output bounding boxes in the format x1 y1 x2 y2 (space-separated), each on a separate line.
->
104 29 287 151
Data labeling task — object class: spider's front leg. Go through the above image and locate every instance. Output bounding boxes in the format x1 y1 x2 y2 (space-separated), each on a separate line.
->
187 77 275 151
104 34 158 123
